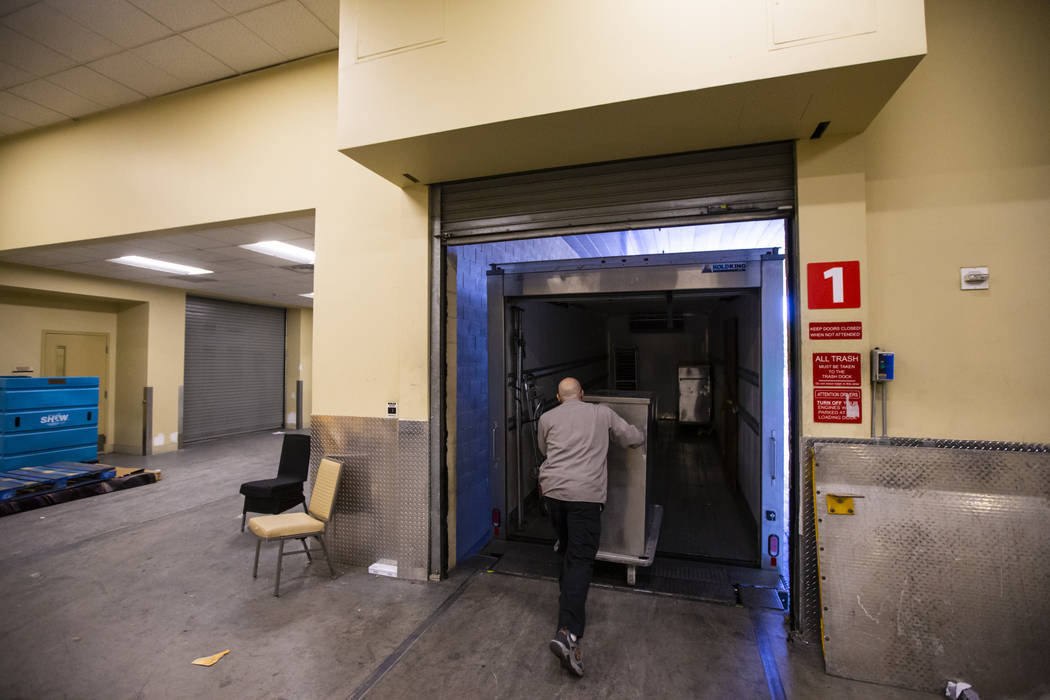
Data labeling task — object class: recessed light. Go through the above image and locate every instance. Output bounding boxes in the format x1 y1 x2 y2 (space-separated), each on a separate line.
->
239 240 315 264
108 255 212 275
299 292 314 299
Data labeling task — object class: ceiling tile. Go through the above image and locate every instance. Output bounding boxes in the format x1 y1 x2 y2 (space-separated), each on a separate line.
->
164 231 234 249
0 59 33 89
46 66 144 107
0 25 77 76
88 51 188 97
183 17 283 73
282 236 314 251
0 110 32 134
10 78 105 117
126 0 228 32
132 34 234 83
3 2 121 62
299 0 337 35
45 0 172 49
76 241 140 259
190 226 260 245
234 220 314 241
213 0 278 13
237 0 337 58
0 89 66 125
280 214 315 233
131 237 184 253
0 1 35 17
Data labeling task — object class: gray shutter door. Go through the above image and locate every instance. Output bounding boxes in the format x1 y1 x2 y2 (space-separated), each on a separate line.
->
183 296 285 443
441 141 794 243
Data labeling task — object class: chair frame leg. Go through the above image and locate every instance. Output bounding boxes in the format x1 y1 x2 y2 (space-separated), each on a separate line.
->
241 509 247 533
317 534 336 578
274 539 285 597
253 539 261 578
300 538 312 561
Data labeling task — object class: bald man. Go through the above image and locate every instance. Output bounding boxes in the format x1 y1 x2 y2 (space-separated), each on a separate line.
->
538 377 643 678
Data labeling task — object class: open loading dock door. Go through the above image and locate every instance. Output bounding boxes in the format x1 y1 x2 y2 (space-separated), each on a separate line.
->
486 249 786 573
432 140 796 584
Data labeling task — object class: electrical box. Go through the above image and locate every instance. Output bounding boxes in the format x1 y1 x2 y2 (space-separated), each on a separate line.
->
871 349 894 382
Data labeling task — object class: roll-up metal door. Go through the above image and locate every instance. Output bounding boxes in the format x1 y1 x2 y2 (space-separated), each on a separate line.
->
183 296 285 443
440 141 794 243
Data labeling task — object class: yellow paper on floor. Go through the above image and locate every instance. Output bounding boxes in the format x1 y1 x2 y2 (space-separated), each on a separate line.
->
191 649 230 667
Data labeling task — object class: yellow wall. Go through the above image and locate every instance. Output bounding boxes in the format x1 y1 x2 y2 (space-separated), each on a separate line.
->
796 136 871 438
0 54 428 424
0 55 336 252
115 302 149 453
310 157 429 420
339 0 925 149
285 308 314 430
0 296 119 451
797 0 1049 442
0 264 185 453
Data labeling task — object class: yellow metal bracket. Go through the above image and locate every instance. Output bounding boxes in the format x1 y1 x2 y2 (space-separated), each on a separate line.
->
826 494 861 514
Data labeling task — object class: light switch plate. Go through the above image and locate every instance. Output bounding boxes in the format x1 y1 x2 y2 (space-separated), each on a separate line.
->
960 266 989 290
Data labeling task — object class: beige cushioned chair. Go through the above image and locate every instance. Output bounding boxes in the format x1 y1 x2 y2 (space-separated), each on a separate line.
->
249 457 342 596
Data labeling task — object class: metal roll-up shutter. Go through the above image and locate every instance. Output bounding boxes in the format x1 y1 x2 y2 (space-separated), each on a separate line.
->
441 141 794 243
183 296 285 443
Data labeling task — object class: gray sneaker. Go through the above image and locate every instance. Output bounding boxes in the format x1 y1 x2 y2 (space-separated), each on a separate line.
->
549 627 584 677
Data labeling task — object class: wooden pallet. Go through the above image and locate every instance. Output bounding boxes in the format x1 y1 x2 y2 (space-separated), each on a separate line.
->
0 463 117 501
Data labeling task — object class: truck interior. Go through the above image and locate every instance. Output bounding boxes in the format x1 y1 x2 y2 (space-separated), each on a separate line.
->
446 222 791 599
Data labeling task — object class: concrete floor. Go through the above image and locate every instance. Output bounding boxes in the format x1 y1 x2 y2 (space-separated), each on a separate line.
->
0 432 939 699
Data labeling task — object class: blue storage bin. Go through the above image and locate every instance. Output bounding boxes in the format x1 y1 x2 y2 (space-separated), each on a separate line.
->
0 377 100 472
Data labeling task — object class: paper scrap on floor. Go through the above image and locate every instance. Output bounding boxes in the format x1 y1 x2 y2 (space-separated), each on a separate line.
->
192 649 230 667
368 559 398 577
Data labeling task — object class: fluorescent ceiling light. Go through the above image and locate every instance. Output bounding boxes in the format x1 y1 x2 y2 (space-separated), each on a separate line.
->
239 240 315 264
108 255 212 275
300 293 314 299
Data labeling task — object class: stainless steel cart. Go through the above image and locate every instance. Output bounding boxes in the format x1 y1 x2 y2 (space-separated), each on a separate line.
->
584 391 662 585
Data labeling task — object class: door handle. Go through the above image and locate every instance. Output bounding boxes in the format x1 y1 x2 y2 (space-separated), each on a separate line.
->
769 430 776 484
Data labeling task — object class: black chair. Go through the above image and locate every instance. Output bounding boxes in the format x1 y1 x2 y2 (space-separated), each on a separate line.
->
239 433 311 532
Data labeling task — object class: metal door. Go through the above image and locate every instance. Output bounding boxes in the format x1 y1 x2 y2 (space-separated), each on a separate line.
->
183 296 285 443
43 332 109 449
440 142 794 244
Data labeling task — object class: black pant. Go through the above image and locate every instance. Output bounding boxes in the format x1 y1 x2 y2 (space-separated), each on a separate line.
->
545 497 602 638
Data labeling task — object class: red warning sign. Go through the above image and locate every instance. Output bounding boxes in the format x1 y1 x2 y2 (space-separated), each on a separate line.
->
809 321 862 340
814 389 862 423
807 261 861 309
813 353 862 387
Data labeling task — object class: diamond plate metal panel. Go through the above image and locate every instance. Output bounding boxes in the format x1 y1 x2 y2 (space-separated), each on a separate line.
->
310 415 432 579
397 420 430 581
813 443 1050 696
796 436 1050 646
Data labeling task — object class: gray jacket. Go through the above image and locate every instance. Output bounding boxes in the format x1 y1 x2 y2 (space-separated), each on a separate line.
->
537 398 643 504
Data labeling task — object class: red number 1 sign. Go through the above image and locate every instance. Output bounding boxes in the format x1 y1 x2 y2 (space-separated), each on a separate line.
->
807 261 861 309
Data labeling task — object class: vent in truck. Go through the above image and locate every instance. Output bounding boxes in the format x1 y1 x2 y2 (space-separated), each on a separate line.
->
613 346 638 391
629 313 685 333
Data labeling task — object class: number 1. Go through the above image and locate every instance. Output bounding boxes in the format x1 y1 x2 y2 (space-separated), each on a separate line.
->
823 266 844 304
